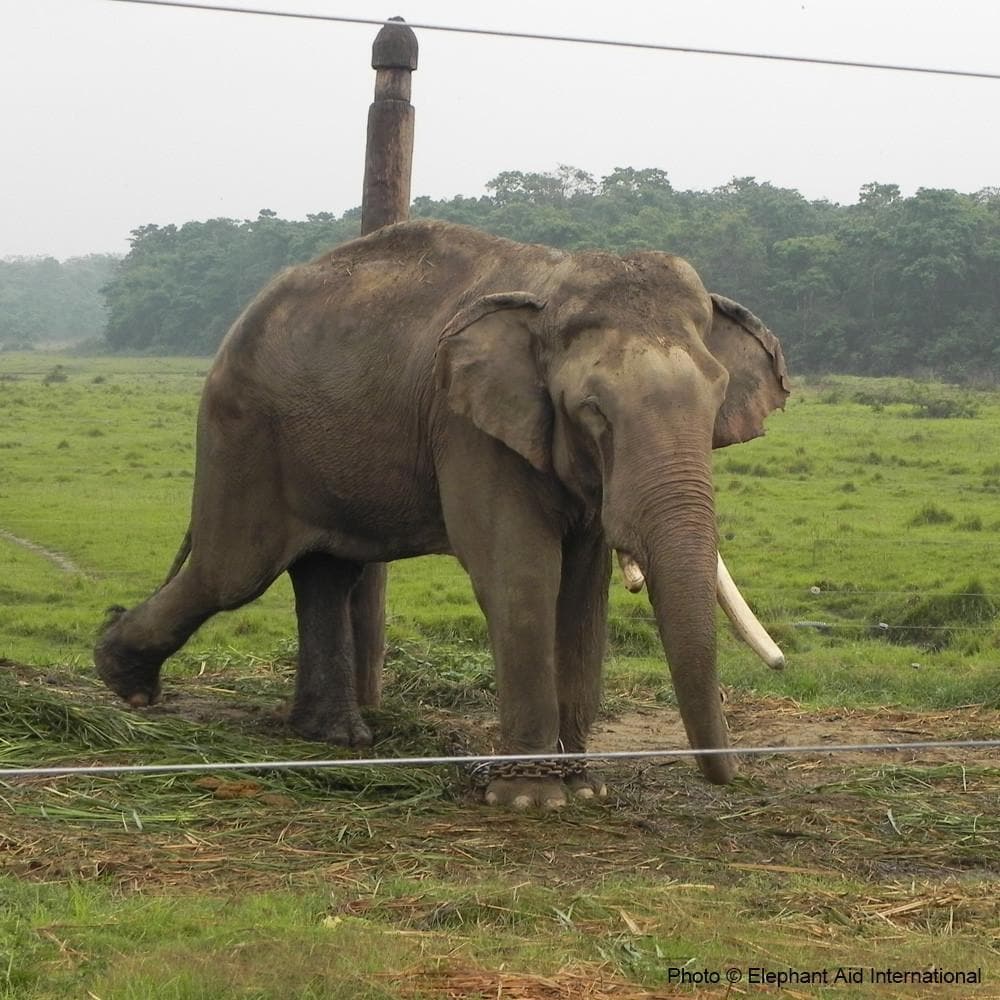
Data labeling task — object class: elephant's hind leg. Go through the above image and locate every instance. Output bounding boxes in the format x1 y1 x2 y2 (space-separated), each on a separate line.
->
288 552 373 747
96 524 292 706
349 562 386 708
96 562 241 706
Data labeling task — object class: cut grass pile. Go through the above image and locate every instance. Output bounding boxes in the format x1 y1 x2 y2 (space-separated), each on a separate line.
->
0 661 450 804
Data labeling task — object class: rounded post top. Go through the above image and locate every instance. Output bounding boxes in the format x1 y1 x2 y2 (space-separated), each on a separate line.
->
372 17 418 71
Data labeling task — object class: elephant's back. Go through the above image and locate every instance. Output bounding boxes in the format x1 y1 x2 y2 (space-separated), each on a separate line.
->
214 220 563 390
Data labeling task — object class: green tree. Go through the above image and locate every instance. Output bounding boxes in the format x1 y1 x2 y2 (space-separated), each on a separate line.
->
0 253 117 348
94 168 1000 379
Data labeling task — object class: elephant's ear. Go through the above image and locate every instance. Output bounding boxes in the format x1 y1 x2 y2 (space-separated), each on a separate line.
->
706 293 790 449
434 292 551 471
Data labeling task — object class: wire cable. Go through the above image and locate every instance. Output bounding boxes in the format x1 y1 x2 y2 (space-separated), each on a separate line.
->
107 1 1000 83
3 739 999 780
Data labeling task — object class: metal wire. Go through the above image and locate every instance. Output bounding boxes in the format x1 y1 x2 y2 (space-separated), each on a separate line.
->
3 739 999 781
107 1 1000 83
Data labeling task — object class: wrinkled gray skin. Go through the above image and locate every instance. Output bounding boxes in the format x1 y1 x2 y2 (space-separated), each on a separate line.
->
96 220 788 809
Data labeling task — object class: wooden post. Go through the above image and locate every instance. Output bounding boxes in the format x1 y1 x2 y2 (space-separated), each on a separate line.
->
351 17 418 708
361 18 418 236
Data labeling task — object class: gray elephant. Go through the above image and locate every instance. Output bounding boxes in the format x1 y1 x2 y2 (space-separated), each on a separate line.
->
96 220 788 808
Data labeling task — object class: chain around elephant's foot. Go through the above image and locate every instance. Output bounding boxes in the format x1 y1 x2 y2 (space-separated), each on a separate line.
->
470 758 569 809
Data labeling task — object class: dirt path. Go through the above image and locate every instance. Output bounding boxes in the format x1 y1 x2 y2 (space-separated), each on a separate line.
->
594 697 992 759
0 527 91 577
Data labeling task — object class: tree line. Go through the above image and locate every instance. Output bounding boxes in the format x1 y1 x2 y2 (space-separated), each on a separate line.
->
413 168 1000 379
10 168 1000 378
0 254 117 350
101 210 360 355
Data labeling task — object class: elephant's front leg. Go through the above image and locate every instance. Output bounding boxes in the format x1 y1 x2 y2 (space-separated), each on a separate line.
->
440 454 567 809
479 554 565 809
556 530 612 800
473 530 566 808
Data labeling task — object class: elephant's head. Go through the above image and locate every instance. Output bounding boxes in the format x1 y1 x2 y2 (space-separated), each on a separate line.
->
434 253 788 783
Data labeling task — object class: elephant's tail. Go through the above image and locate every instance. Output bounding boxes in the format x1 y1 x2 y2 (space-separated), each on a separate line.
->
160 528 192 589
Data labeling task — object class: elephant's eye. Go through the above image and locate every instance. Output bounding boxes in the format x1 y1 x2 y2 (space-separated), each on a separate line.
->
579 396 607 422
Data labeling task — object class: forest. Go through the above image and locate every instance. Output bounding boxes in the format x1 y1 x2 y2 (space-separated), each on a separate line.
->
4 167 1000 377
0 253 117 349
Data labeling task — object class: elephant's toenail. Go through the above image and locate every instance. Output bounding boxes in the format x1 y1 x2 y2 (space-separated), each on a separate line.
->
485 791 499 805
596 784 608 798
574 787 595 799
127 693 150 708
513 795 532 809
544 797 566 809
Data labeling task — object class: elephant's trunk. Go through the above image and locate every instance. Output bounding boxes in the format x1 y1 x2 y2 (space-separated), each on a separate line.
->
617 447 735 785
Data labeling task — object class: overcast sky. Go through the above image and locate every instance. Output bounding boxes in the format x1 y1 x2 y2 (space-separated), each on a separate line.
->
4 0 999 259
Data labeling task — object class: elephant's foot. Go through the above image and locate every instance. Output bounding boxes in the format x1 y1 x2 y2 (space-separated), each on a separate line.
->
564 768 608 800
485 776 567 810
289 705 374 748
477 758 607 809
94 611 164 708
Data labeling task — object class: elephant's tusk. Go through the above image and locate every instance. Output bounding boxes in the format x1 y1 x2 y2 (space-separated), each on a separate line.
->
716 553 785 670
616 551 646 593
619 549 784 669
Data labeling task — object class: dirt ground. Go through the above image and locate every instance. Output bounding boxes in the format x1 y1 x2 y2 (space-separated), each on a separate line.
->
139 664 999 763
596 695 994 758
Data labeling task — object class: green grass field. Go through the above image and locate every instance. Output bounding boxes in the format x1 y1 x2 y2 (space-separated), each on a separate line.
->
2 353 999 998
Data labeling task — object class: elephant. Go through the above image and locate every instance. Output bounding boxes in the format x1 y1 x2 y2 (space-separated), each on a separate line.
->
95 219 789 809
